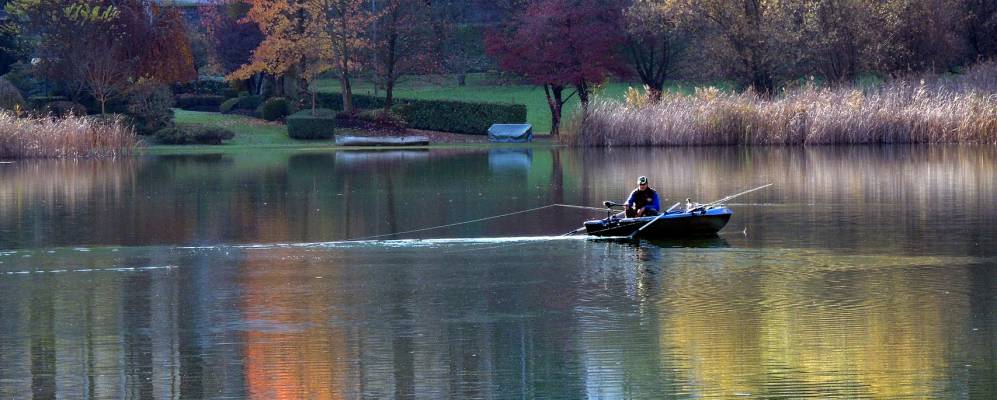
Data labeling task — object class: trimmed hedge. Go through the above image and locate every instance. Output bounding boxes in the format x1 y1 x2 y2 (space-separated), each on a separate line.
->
260 97 290 121
314 92 526 134
157 124 235 145
395 99 526 135
27 96 68 111
315 92 386 111
43 101 87 117
287 108 336 139
172 80 237 98
175 94 226 111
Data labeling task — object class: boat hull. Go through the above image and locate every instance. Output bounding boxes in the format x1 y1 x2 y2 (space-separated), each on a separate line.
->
583 207 732 238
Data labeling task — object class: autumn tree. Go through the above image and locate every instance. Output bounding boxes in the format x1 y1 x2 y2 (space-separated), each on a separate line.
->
791 0 871 82
118 2 197 83
486 0 628 135
870 0 968 73
7 0 195 90
318 0 374 114
668 0 795 94
370 0 441 111
431 0 496 86
623 0 687 101
231 0 330 111
198 0 264 93
76 35 130 114
234 0 372 113
199 1 264 75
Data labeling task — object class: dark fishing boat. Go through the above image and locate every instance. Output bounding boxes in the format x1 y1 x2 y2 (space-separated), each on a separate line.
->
583 207 732 238
574 184 772 240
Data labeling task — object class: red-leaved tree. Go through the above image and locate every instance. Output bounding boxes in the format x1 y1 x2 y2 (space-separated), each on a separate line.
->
486 0 628 135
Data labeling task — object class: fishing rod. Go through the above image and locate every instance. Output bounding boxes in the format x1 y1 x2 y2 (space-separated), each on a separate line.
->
631 183 771 241
688 183 773 212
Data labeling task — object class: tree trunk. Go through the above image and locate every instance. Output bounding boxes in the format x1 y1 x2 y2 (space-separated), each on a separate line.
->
457 74 466 86
625 32 671 103
100 98 106 115
751 65 774 95
384 80 394 112
382 8 399 113
648 87 663 102
544 84 565 136
576 80 590 112
340 74 354 114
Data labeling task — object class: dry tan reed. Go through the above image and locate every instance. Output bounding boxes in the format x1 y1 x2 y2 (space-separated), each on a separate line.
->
571 62 997 146
0 111 139 159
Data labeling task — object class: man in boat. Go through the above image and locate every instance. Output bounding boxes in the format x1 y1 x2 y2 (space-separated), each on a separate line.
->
625 176 661 218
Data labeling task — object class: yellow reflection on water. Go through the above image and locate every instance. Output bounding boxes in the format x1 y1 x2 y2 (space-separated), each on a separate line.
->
658 252 972 398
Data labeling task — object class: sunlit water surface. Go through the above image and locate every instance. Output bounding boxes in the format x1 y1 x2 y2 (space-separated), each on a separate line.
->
1 146 994 399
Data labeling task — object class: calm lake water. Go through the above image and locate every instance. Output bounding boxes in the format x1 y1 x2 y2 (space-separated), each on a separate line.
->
0 146 994 399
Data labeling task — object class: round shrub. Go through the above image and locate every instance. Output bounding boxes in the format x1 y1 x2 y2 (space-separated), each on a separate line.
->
219 97 240 114
238 95 264 110
0 77 25 111
260 97 290 121
154 126 187 144
127 79 175 135
220 95 263 114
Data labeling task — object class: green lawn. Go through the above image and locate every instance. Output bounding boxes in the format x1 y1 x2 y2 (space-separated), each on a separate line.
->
313 74 641 134
172 109 295 146
160 109 554 154
313 74 739 134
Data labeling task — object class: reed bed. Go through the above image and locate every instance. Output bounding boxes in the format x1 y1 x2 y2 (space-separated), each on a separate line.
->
0 112 139 159
571 62 997 146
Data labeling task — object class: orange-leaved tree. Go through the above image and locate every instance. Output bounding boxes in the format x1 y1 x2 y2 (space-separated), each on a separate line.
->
231 0 373 114
229 0 331 113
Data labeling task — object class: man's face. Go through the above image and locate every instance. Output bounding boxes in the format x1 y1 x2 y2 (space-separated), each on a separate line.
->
639 183 647 190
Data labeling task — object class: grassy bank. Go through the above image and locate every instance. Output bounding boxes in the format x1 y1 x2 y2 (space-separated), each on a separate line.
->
166 109 556 153
570 62 997 146
172 109 296 146
314 74 655 134
0 112 138 159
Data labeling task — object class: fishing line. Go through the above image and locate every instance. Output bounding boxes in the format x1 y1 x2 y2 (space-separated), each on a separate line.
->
550 203 610 212
346 203 617 243
347 204 562 241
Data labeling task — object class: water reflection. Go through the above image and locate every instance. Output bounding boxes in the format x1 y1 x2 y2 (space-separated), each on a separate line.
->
0 146 995 399
489 148 533 173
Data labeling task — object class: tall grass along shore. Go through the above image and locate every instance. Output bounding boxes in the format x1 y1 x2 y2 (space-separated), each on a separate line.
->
571 62 997 146
0 112 138 159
